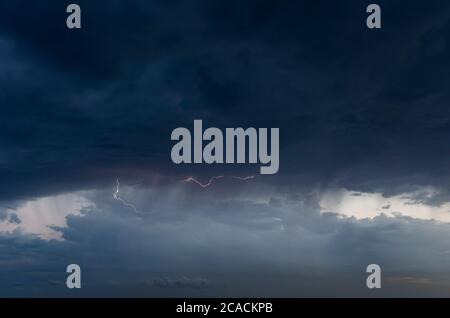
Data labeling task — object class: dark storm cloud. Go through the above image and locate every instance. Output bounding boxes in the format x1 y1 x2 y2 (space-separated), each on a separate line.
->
0 1 449 201
2 0 450 298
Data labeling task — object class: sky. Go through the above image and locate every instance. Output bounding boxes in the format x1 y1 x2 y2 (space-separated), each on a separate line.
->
1 0 450 297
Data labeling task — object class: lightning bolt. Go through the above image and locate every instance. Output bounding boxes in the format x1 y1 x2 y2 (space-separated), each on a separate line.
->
182 175 255 188
113 178 140 214
112 174 254 209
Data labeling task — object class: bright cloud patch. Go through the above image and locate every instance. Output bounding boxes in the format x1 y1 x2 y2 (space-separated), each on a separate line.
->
0 193 94 240
319 187 450 223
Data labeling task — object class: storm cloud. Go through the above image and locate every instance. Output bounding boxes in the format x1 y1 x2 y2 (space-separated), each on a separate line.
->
1 0 450 297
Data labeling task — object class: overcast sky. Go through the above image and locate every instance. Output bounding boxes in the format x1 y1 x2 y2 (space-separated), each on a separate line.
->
1 0 450 297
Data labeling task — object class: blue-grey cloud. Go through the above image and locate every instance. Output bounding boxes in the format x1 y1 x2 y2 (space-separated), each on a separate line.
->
1 183 450 297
